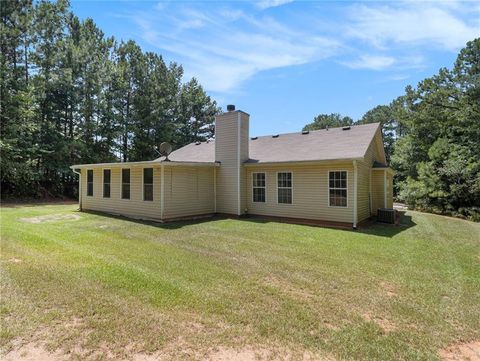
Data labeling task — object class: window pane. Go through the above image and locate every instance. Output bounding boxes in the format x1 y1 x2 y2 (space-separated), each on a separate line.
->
144 184 153 201
254 173 265 187
253 187 265 202
87 182 93 196
103 169 111 183
144 168 153 184
122 169 130 183
122 184 130 199
278 188 292 204
278 172 292 188
329 189 347 207
103 184 110 198
87 170 93 182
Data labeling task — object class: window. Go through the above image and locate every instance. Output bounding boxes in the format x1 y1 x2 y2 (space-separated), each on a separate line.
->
329 171 347 207
143 168 153 201
121 169 130 199
277 172 292 204
103 169 111 198
87 170 93 196
252 173 266 203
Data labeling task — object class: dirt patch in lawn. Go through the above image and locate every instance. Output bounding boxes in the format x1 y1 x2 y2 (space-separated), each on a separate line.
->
2 342 65 361
439 341 480 361
207 346 332 361
263 276 316 301
362 312 397 333
380 281 398 298
19 214 80 224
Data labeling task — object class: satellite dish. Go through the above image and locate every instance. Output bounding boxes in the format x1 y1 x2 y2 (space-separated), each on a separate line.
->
159 142 172 161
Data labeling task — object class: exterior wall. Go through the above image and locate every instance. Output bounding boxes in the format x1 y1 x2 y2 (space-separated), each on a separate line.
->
215 111 249 215
239 114 249 213
357 128 390 220
81 166 162 220
387 172 394 208
371 170 385 214
356 161 371 222
163 166 215 219
371 170 394 214
245 162 354 224
364 127 387 166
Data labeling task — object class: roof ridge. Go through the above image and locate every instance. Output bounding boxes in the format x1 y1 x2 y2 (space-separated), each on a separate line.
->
251 122 380 139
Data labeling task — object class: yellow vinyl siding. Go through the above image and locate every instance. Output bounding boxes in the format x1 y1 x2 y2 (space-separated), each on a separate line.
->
215 111 249 215
357 128 390 220
163 166 215 219
356 161 371 222
245 162 354 224
363 128 386 167
239 114 249 213
371 171 385 214
82 166 162 220
387 173 394 208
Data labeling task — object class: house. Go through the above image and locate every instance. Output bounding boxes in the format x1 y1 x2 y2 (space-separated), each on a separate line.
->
70 105 394 228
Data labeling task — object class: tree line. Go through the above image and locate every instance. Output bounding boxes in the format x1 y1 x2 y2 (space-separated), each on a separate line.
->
303 39 480 220
1 0 219 198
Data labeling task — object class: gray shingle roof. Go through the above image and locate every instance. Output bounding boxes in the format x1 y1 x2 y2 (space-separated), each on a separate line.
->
158 122 381 164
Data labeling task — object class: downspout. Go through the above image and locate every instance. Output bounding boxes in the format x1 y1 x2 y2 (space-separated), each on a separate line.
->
383 169 387 208
353 160 358 229
214 165 217 213
72 168 82 211
160 163 165 220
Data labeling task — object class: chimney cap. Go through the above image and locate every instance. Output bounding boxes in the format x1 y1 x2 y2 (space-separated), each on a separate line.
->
226 104 235 111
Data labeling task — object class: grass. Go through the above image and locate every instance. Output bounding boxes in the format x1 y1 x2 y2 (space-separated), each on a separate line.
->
0 204 479 360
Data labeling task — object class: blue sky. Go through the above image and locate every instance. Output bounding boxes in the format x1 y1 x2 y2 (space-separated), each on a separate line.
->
71 0 479 136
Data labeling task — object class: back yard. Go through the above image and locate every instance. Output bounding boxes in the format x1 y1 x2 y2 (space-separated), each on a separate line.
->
1 204 479 360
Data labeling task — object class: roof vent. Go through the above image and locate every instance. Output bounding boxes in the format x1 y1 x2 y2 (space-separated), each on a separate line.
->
251 136 258 140
302 130 309 135
195 141 201 145
227 104 235 111
342 126 351 131
272 134 279 138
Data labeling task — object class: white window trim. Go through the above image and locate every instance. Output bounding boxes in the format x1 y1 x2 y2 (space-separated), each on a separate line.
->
86 168 94 197
276 171 293 205
102 168 111 198
252 172 267 203
142 167 154 202
120 167 131 200
328 170 348 208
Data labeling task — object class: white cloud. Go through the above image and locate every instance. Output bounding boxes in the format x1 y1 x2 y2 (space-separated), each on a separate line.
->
346 2 479 51
255 0 294 10
342 53 427 71
389 74 410 81
132 7 341 93
126 1 478 94
343 55 396 70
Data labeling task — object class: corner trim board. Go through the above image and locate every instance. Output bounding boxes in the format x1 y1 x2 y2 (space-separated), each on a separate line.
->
353 160 358 228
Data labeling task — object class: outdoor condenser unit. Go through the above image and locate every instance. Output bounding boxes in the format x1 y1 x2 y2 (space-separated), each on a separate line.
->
377 208 396 224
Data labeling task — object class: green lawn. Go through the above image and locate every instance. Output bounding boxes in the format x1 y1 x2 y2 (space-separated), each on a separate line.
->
1 204 479 360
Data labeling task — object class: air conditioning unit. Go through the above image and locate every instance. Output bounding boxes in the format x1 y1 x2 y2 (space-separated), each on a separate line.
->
377 208 396 224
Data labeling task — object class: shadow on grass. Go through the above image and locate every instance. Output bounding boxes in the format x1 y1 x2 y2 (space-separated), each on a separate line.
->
78 209 416 238
358 212 416 238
